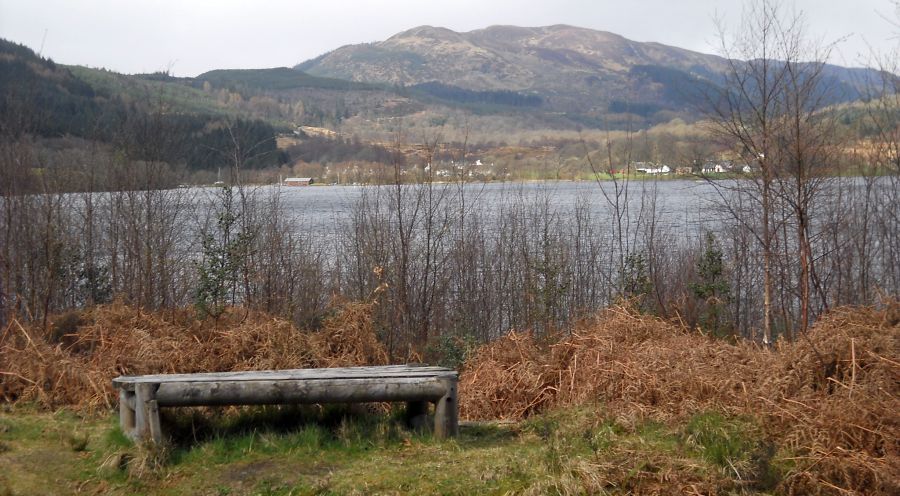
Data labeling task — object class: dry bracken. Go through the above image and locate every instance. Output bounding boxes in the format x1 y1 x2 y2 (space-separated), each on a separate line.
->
459 303 899 496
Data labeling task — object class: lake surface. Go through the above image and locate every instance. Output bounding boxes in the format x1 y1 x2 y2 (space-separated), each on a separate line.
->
268 179 725 240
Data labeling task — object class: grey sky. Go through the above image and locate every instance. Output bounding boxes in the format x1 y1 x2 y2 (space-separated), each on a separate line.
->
1 0 897 77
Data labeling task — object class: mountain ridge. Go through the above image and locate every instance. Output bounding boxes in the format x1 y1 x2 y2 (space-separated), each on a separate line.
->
296 24 730 93
295 24 876 122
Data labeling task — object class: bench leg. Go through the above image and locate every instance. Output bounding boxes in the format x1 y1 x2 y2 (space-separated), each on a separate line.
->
405 401 429 431
119 389 136 437
434 377 458 438
147 399 163 443
134 383 164 444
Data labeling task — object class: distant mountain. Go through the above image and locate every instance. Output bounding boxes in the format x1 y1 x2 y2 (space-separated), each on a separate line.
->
297 24 880 122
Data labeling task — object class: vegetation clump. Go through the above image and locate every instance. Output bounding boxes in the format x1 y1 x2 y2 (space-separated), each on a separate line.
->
0 300 389 411
459 302 900 495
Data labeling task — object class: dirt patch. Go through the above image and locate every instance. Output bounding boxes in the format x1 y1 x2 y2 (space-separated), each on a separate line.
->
224 460 278 483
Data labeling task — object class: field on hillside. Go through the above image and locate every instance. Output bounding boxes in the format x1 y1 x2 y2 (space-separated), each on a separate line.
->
1 302 897 495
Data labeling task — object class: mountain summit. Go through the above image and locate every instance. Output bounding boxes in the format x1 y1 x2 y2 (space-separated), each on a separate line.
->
296 24 732 116
296 24 871 121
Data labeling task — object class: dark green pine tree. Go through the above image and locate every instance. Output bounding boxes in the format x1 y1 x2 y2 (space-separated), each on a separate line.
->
690 232 731 336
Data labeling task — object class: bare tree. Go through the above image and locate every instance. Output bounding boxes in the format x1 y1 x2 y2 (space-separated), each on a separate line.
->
864 2 900 296
706 0 826 342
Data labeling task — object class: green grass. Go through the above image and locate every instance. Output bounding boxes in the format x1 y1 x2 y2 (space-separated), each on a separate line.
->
0 404 787 495
683 411 753 467
681 411 786 491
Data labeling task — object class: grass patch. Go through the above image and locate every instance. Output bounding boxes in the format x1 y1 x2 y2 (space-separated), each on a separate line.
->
104 425 133 449
681 411 785 491
0 404 792 495
0 413 47 443
683 411 752 467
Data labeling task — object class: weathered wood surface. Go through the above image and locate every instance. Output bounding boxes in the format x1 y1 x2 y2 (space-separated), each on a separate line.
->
152 378 449 406
434 376 458 439
113 365 455 388
112 365 459 444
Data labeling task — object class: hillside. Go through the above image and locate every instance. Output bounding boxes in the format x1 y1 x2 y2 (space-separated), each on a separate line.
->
298 24 879 123
194 67 380 93
0 39 114 139
0 39 287 175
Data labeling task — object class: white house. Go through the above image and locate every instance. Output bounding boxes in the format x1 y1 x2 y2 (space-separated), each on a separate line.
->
635 164 671 175
702 161 734 174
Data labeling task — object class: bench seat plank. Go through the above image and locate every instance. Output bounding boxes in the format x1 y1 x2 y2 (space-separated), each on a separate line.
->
113 365 455 388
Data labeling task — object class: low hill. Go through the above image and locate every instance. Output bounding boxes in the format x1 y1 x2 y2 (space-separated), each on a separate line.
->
0 39 286 173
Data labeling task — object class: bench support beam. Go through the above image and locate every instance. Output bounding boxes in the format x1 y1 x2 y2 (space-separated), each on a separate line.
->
154 378 448 407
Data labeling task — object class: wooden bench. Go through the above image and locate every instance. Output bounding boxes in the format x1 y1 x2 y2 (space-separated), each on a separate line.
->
112 365 459 444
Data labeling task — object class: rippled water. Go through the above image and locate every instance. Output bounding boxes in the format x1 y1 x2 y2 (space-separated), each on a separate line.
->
270 179 724 238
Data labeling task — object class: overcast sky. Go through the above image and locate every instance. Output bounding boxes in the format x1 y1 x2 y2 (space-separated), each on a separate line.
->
1 0 897 77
